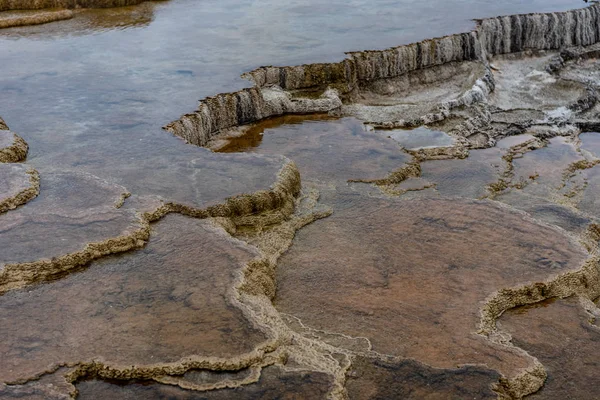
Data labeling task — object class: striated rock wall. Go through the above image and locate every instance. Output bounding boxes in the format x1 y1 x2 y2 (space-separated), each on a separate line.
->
165 4 600 147
164 87 341 147
348 32 481 82
479 5 600 56
0 0 149 11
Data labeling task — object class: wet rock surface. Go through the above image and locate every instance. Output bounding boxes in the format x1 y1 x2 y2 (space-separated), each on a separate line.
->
498 297 600 400
274 196 588 384
0 214 268 385
4 2 600 399
76 367 335 400
0 0 151 12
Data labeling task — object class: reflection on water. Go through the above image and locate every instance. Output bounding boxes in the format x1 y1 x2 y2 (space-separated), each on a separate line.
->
383 127 456 150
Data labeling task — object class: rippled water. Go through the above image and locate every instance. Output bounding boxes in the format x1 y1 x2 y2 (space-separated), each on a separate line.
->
0 0 586 185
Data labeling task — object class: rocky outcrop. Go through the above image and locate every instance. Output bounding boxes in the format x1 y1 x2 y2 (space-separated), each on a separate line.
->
165 3 600 148
164 87 341 147
0 130 28 162
0 9 73 29
0 0 150 11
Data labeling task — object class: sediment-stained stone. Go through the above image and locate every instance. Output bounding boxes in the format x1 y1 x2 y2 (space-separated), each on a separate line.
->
498 297 600 400
0 163 38 214
156 367 260 391
346 356 500 400
0 213 269 384
275 195 588 385
0 129 28 162
216 117 411 184
76 366 335 399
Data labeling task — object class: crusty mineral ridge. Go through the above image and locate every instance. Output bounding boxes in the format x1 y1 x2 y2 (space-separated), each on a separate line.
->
0 214 271 385
498 297 600 400
0 0 150 11
75 366 335 399
0 9 73 29
0 129 28 162
0 164 39 214
275 195 589 397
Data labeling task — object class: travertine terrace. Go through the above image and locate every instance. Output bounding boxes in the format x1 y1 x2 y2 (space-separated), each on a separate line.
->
3 1 600 400
0 0 158 29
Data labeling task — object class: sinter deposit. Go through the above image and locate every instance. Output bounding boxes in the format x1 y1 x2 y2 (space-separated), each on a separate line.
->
3 2 600 400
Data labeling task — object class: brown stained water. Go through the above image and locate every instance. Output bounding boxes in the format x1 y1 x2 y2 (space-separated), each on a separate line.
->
216 117 412 183
420 147 505 198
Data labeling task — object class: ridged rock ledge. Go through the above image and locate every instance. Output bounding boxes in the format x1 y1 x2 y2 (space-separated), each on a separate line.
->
165 3 600 148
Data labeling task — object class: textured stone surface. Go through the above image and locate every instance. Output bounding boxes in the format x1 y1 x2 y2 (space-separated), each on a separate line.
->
0 214 267 384
3 3 600 399
499 297 600 400
275 195 588 382
344 61 488 124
